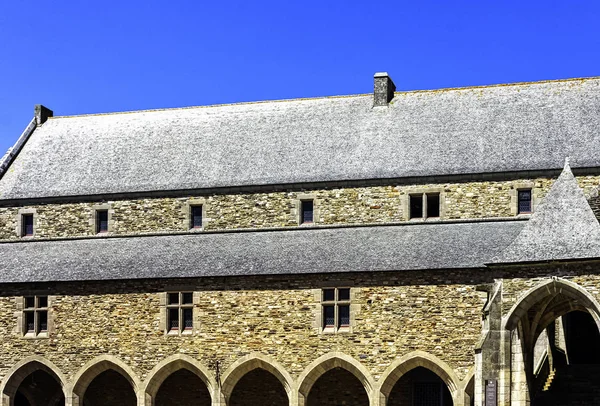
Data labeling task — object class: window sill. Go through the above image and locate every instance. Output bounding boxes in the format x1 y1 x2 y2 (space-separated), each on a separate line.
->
23 332 49 339
165 330 193 336
321 326 351 334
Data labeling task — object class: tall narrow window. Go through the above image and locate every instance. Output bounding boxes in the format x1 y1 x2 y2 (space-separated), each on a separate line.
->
23 296 48 336
190 206 203 229
166 292 194 334
518 189 532 214
96 210 109 233
322 288 351 331
21 214 34 237
427 193 440 218
301 200 314 224
410 195 423 219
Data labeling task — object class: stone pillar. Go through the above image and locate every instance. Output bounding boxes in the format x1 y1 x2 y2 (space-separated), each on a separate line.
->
510 329 530 406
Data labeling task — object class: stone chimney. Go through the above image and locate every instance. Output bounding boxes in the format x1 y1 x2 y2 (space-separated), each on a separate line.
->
373 72 396 107
35 105 53 125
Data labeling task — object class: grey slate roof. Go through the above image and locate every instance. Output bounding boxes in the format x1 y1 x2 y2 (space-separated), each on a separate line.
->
494 161 600 264
2 77 600 200
0 221 524 283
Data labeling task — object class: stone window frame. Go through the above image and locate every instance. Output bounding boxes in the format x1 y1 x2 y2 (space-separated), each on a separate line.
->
401 187 446 221
313 283 359 334
184 199 209 231
159 291 199 336
292 194 321 226
90 204 114 235
16 208 37 238
510 182 539 216
15 295 55 339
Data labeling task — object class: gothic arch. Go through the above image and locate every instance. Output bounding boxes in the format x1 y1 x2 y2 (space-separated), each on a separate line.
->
503 278 600 333
0 356 67 406
71 355 141 405
220 353 294 403
297 352 375 404
377 350 460 403
142 354 216 404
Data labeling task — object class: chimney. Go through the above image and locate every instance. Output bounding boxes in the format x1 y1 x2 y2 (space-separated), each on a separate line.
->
35 105 53 125
373 72 396 107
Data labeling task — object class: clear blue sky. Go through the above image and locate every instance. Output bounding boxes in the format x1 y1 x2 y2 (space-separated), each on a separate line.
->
1 1 599 154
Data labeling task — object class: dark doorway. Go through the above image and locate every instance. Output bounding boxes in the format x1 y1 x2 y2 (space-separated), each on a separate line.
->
307 367 369 406
229 368 288 406
387 367 453 406
155 369 211 406
82 370 136 406
15 370 64 406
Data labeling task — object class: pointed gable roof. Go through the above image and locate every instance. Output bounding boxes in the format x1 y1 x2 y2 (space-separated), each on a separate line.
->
494 159 600 264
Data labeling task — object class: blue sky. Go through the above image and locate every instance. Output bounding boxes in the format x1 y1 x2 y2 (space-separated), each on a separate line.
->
1 1 599 154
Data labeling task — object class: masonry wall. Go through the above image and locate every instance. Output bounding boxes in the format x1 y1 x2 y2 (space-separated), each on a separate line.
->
0 175 598 241
0 270 490 387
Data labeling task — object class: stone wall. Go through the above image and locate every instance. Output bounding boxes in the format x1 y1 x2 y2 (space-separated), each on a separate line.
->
0 270 488 390
0 175 598 241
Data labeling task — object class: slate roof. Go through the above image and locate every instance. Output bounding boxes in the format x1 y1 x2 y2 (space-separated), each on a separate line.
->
494 161 600 264
0 221 524 283
1 77 600 200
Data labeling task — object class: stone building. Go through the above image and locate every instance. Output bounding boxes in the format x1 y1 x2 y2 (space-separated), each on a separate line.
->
0 73 599 406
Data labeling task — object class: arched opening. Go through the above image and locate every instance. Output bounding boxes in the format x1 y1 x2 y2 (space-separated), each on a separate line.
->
13 369 64 406
505 280 600 406
306 367 369 406
154 369 211 406
229 368 288 406
82 370 136 406
1 360 66 406
386 367 452 406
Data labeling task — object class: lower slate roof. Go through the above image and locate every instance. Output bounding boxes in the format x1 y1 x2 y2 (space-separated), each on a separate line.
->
2 77 600 200
0 221 525 283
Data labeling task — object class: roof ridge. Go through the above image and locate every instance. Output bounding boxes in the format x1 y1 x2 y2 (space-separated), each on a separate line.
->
48 76 600 119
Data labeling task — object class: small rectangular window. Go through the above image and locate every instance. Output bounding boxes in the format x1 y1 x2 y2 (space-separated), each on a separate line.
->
191 206 203 229
518 189 532 214
321 287 351 331
410 195 423 219
21 214 34 237
96 210 109 233
427 194 440 218
300 200 314 224
22 295 48 336
166 292 194 334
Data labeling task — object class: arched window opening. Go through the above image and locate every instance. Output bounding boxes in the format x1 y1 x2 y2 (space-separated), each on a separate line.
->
229 368 288 406
154 369 211 406
387 367 452 406
82 370 136 406
14 369 64 406
306 367 369 406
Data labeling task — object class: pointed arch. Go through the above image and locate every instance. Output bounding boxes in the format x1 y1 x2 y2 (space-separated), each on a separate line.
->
220 353 294 403
297 352 375 404
142 354 216 403
377 350 460 402
71 355 141 405
503 278 600 332
0 356 67 406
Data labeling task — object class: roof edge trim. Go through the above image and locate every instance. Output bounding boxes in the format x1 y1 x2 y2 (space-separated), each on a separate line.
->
0 118 37 180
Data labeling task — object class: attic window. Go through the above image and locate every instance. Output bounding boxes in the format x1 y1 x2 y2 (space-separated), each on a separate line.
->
409 193 440 220
518 189 532 214
21 214 34 237
300 200 314 224
96 210 109 233
190 206 203 229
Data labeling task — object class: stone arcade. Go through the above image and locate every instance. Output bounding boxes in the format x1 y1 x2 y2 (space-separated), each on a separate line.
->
0 73 600 406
